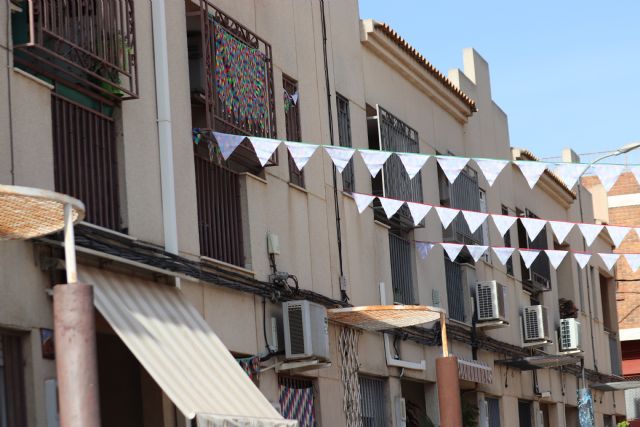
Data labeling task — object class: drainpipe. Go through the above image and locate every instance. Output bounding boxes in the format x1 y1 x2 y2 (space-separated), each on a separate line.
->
151 0 178 254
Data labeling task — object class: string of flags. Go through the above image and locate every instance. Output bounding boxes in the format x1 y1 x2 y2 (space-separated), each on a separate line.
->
196 131 640 191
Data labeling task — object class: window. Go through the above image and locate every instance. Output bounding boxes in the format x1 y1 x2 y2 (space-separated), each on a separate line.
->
440 166 484 246
359 376 386 427
389 230 415 304
486 397 501 427
517 209 551 291
445 257 465 322
336 94 354 193
502 205 514 275
284 75 304 187
0 333 27 427
600 273 614 331
609 334 622 375
518 400 532 427
278 376 316 427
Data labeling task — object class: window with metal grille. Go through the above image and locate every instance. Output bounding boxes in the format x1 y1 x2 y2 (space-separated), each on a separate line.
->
440 166 483 246
52 92 121 230
278 376 316 427
0 333 27 427
389 230 415 305
359 376 386 427
336 94 354 193
284 75 304 187
445 258 465 322
609 335 622 376
501 205 514 275
517 208 551 291
486 397 501 427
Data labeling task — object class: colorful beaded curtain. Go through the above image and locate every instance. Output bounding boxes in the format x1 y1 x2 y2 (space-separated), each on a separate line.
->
213 21 270 133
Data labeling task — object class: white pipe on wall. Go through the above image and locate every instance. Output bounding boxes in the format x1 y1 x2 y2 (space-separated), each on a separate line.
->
151 0 178 254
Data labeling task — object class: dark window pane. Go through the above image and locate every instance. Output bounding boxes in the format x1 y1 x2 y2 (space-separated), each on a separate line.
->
284 76 304 187
336 94 354 192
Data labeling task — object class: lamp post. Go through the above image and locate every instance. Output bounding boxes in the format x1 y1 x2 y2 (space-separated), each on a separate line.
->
575 142 640 426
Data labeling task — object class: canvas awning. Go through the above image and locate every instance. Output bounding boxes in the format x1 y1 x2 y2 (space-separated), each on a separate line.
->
495 354 581 371
456 356 493 384
591 381 640 391
79 266 297 427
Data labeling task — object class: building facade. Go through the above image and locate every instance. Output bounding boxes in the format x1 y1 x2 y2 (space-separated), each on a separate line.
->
0 1 625 426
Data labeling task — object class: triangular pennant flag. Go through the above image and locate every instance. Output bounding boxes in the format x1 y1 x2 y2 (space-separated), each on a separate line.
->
491 214 517 237
249 137 281 166
474 159 509 187
520 217 547 241
397 153 430 179
545 250 568 269
578 223 604 247
441 243 464 261
548 220 574 244
629 166 640 186
514 160 549 189
519 249 540 269
461 211 488 233
436 156 470 184
624 254 640 273
435 206 460 229
636 228 640 239
291 91 299 105
407 202 431 226
324 146 356 173
353 193 375 214
213 132 245 160
606 225 630 248
467 245 488 262
378 197 405 219
285 141 318 171
552 163 588 189
492 247 515 266
574 253 591 269
416 242 434 260
598 253 620 271
589 164 625 192
358 149 392 178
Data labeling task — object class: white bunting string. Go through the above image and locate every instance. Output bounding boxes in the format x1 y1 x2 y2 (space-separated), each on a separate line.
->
435 206 460 229
520 250 540 268
492 247 515 266
407 202 431 226
625 254 640 273
249 136 281 166
514 160 548 189
578 223 604 247
548 220 574 244
598 253 620 271
520 217 548 241
379 197 405 219
416 242 434 260
461 211 488 233
359 150 392 178
545 250 568 269
467 245 488 262
491 215 518 238
353 193 375 214
441 243 464 261
574 253 592 269
606 225 630 248
474 159 509 187
630 166 640 189
552 163 588 189
213 132 246 160
324 146 356 173
589 164 625 192
397 153 430 179
285 141 318 171
437 156 469 184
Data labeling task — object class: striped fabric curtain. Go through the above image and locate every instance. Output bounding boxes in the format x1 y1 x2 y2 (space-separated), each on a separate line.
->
279 381 315 427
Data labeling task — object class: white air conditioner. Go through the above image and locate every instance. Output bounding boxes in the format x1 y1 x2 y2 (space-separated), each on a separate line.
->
283 300 330 362
475 281 507 322
522 305 550 343
559 318 581 352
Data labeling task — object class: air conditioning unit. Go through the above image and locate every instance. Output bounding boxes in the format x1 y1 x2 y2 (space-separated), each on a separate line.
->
475 281 507 322
559 318 581 352
283 300 330 362
522 305 550 343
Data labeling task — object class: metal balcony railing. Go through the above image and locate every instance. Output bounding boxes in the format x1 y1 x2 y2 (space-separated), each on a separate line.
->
389 231 415 305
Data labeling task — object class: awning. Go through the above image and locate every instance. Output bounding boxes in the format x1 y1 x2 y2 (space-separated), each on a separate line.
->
495 354 581 371
456 356 493 384
80 266 296 427
327 305 444 331
591 381 640 391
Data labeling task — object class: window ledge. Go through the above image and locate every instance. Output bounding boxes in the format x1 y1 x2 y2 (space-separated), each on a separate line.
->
240 172 268 185
341 191 355 199
448 318 472 330
201 256 256 278
14 67 54 90
373 220 391 230
288 182 309 194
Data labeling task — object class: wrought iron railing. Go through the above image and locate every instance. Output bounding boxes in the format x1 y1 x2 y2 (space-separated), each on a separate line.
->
14 0 138 100
442 168 483 245
389 231 414 305
445 258 465 322
359 376 386 427
337 94 354 192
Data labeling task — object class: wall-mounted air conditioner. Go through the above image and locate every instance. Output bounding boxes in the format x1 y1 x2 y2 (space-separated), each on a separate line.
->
559 318 581 352
283 300 330 362
522 305 550 343
475 281 507 323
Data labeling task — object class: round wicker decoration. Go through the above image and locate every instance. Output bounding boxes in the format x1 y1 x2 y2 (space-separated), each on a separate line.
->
0 185 85 240
327 305 444 331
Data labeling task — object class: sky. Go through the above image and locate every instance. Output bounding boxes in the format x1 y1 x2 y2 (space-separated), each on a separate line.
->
358 1 640 164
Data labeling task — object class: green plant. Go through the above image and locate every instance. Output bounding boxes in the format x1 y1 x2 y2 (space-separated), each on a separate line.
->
461 398 479 427
617 420 630 427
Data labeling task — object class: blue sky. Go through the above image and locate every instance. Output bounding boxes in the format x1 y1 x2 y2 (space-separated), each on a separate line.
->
358 1 640 164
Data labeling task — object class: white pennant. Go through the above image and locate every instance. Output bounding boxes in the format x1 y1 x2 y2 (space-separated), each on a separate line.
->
462 211 488 233
285 141 318 171
578 223 604 247
589 164 625 192
625 254 640 273
514 160 548 189
548 220 574 244
213 132 246 160
397 153 430 179
606 225 630 248
378 197 405 219
492 247 515 266
519 249 540 268
441 243 464 261
636 228 640 239
474 158 509 187
358 149 392 177
436 156 470 184
324 146 356 173
353 193 375 214
407 202 431 226
416 242 434 260
545 250 568 269
629 166 640 186
552 163 588 189
467 245 488 262
574 253 591 269
249 137 281 166
520 217 548 241
435 207 460 229
491 214 517 237
598 253 620 271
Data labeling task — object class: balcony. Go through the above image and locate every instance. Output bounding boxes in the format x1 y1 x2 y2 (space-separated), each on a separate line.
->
13 0 138 100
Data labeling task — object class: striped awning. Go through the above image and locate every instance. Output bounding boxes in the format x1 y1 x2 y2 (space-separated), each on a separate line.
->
79 266 297 427
456 356 493 384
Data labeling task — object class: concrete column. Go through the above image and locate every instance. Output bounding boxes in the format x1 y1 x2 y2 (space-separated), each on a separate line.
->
436 356 462 427
53 283 101 427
